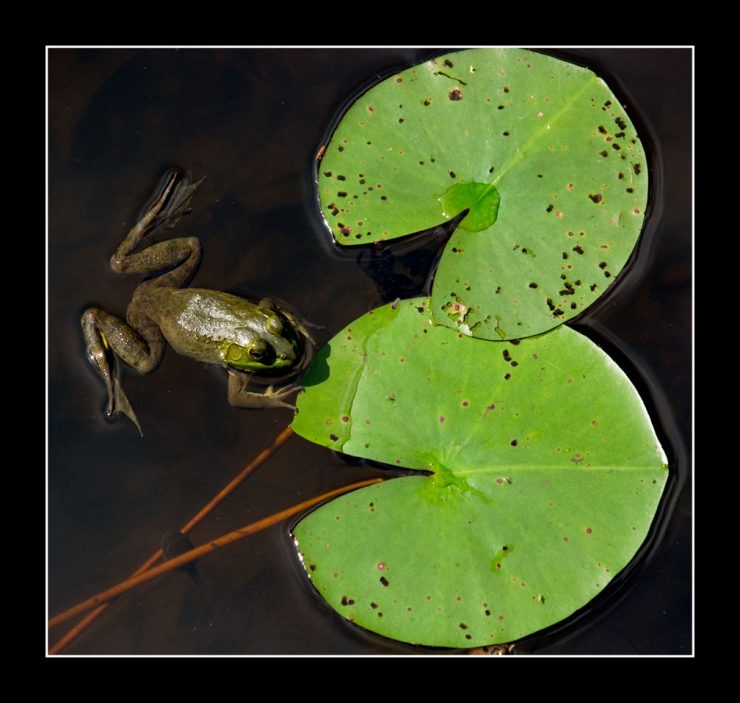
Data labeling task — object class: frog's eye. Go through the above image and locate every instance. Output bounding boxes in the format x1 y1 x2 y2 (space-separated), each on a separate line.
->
266 315 284 336
247 339 270 362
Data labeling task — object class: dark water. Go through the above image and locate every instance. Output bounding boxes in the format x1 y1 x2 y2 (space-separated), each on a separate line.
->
48 48 692 655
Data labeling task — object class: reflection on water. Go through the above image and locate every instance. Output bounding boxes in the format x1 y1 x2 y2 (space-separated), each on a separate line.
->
48 48 691 655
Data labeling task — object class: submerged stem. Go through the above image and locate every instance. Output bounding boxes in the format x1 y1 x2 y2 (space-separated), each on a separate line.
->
49 425 295 653
49 477 384 632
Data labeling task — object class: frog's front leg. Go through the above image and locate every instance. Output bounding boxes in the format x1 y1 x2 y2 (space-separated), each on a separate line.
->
227 370 300 410
81 308 165 435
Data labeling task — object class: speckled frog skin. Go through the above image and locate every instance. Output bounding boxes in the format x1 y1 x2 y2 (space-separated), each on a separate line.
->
81 169 312 434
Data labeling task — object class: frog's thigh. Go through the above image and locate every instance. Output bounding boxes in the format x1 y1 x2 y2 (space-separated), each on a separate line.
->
112 237 201 289
86 307 162 373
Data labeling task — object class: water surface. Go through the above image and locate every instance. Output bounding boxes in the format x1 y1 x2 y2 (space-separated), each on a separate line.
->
48 48 691 655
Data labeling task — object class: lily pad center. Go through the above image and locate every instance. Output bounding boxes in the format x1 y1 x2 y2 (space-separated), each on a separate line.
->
438 181 501 232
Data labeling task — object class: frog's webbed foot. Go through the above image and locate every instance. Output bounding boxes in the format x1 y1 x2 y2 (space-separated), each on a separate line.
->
150 169 206 233
111 377 143 436
227 370 301 410
110 169 205 286
81 307 158 436
258 297 322 346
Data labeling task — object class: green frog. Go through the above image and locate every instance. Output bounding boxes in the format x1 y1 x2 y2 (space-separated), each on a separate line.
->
81 169 312 435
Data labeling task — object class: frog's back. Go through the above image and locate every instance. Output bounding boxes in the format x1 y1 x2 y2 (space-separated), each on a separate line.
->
137 287 267 365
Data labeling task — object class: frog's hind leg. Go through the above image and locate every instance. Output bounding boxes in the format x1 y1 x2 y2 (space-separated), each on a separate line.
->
80 307 166 435
110 168 204 289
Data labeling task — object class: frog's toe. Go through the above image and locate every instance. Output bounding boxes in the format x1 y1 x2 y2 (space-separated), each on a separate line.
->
266 383 301 397
264 384 301 409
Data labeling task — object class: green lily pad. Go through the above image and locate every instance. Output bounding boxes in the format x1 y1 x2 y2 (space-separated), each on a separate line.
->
292 299 667 647
317 48 648 340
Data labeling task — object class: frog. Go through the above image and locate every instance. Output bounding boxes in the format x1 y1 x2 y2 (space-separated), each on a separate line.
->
81 168 313 435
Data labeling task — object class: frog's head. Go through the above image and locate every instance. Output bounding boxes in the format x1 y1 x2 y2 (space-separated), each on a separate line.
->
220 312 302 373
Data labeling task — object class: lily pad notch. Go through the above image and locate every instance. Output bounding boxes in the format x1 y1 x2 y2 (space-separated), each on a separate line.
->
316 48 649 340
291 298 668 648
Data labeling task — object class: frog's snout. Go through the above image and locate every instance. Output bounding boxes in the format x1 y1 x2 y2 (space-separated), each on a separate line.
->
276 347 298 366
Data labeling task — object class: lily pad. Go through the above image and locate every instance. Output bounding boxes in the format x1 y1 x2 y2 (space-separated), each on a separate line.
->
317 48 648 339
292 299 667 647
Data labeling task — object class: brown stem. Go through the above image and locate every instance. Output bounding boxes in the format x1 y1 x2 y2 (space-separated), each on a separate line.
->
49 425 295 654
49 477 383 632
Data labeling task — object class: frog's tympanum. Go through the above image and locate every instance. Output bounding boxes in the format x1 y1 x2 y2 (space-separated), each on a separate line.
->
81 169 312 434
